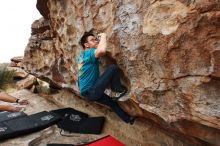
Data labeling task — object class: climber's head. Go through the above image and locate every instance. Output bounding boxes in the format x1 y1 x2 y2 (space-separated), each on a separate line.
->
80 32 99 50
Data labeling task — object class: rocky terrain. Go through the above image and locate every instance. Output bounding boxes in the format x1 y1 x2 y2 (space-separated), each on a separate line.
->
0 59 188 146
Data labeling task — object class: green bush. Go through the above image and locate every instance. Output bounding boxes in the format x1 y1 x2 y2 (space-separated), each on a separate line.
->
0 67 15 89
36 79 51 94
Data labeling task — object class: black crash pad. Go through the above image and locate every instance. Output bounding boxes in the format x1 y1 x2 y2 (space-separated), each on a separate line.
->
0 111 61 140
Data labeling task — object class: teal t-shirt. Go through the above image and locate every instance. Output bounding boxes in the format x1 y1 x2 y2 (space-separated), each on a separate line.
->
77 48 99 94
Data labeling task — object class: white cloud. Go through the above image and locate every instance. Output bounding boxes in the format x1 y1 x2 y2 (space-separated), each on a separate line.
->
0 0 41 63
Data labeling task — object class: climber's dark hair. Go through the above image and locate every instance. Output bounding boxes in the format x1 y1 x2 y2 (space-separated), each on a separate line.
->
79 32 95 49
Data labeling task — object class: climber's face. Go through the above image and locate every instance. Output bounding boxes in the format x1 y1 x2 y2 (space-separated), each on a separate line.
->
84 36 99 49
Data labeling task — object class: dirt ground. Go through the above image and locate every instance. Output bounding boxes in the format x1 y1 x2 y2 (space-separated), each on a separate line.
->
0 89 148 146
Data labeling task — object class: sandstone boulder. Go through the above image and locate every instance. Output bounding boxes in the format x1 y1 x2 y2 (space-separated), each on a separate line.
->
7 67 28 78
16 74 37 89
22 0 220 145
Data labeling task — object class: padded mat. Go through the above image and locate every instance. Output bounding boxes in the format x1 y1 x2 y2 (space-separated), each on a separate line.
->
0 111 61 140
0 111 27 122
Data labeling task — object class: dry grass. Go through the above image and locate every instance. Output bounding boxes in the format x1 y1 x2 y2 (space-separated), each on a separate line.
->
0 64 15 89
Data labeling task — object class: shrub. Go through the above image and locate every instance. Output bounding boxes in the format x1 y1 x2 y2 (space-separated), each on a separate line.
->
0 67 15 89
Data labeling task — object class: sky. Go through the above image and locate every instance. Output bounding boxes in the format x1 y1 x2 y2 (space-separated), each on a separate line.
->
0 0 41 63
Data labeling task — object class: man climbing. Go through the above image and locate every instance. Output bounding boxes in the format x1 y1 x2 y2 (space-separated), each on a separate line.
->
0 92 29 112
77 31 135 124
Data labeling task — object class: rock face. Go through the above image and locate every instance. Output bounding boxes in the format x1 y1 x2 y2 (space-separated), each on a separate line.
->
7 57 37 90
22 0 220 145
